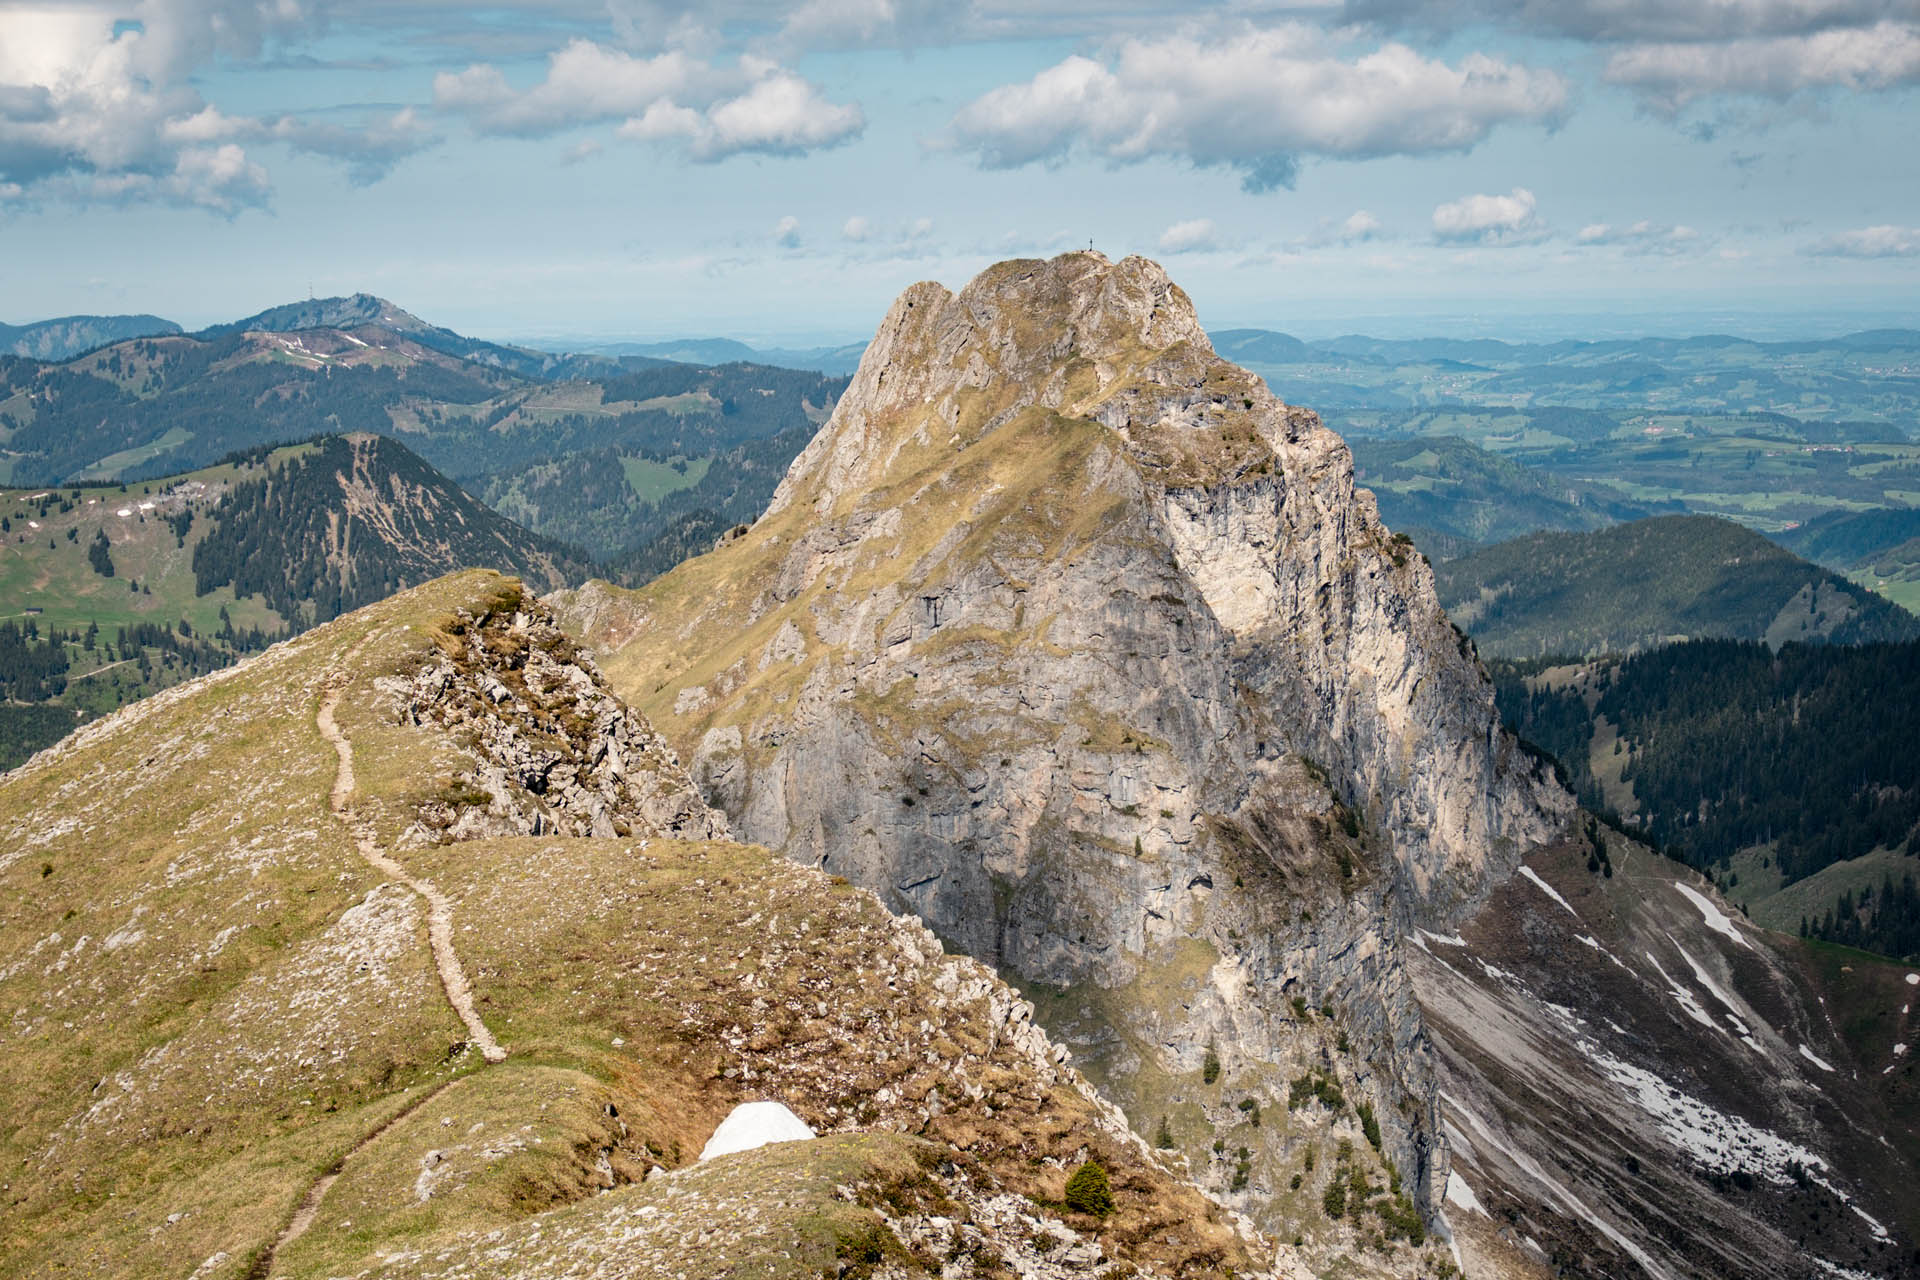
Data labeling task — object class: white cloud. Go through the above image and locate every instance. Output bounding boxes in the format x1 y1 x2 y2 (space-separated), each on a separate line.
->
777 0 965 49
1574 219 1703 252
842 214 871 241
0 1 444 208
1803 224 1920 256
0 6 264 207
560 138 602 164
1432 187 1547 245
1158 218 1219 253
1339 209 1383 241
620 67 863 159
774 213 801 246
433 43 714 137
948 25 1567 192
1605 21 1920 113
436 41 863 161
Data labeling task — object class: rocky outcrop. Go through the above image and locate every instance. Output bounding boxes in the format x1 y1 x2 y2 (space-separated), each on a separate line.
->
559 252 1572 1250
390 593 726 845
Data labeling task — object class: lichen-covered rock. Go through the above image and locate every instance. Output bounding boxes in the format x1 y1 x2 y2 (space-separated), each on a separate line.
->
557 252 1573 1246
393 599 728 845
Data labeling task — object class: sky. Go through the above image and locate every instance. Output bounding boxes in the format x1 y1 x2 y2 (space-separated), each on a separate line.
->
2 0 1918 345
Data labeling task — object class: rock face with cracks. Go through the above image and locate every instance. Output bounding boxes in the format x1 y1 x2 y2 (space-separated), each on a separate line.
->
558 251 1574 1246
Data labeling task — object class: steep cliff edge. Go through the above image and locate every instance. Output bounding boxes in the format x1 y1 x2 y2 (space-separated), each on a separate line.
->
557 251 1573 1257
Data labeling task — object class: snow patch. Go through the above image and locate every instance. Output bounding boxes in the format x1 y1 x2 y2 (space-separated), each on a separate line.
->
1798 1044 1836 1073
1416 929 1467 949
1673 882 1751 949
698 1100 816 1161
1645 953 1717 1031
1445 1169 1486 1217
1519 864 1578 917
1905 973 1918 986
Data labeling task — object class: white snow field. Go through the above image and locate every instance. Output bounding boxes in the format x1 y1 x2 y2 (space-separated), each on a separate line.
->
698 1101 818 1161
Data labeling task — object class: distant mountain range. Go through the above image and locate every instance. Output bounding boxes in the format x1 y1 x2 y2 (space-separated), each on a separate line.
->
560 336 870 376
0 295 848 573
0 313 182 361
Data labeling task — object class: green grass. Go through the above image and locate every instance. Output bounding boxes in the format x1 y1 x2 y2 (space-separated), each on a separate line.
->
0 462 291 638
72 425 196 481
1726 845 1914 936
619 453 711 503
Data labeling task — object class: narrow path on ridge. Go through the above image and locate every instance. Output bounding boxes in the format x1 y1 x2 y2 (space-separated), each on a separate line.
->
252 666 513 1276
316 675 508 1063
245 1080 454 1280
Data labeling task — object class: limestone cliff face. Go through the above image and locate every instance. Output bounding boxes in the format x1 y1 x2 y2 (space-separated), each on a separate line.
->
560 252 1571 1245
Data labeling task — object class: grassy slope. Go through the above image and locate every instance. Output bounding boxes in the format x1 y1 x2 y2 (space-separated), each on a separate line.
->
0 571 1259 1280
0 458 294 638
618 453 711 503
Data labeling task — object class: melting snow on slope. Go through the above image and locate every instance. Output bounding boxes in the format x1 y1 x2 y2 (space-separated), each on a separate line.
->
1445 1169 1487 1216
1799 1044 1837 1073
1575 933 1633 972
1906 973 1918 986
1547 1001 1892 1243
1673 882 1752 950
1645 952 1717 1031
1519 865 1578 917
1415 929 1468 950
698 1101 816 1161
1445 1096 1675 1280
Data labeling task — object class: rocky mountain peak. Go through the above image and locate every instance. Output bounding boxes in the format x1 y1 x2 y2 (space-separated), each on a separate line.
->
769 251 1234 520
561 252 1576 1250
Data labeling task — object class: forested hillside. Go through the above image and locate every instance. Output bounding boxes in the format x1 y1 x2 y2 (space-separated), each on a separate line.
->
1495 640 1920 960
1435 515 1920 657
192 435 588 624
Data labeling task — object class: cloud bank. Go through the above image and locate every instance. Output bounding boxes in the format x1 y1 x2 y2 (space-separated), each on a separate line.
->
948 25 1567 192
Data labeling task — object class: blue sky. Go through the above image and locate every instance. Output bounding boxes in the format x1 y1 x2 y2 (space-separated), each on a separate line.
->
2 0 1918 344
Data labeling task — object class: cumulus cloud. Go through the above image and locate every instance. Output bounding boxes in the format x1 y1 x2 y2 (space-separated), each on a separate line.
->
617 66 864 159
1604 22 1920 112
841 214 872 241
0 1 447 208
435 42 862 161
1803 224 1920 256
1432 187 1547 245
1343 0 1917 42
947 25 1566 193
774 213 801 246
1158 218 1218 252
